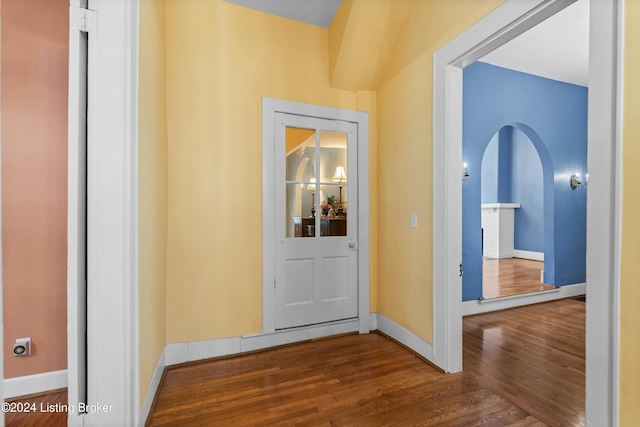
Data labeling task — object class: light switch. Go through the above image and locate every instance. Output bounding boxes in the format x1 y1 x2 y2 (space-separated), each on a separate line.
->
410 213 418 228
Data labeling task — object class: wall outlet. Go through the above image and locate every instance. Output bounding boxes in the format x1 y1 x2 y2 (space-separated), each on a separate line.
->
13 337 31 357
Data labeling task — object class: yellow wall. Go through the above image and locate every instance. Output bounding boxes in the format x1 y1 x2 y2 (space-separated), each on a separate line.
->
138 0 640 419
620 0 640 423
163 0 371 343
375 0 503 342
328 0 412 91
138 0 168 406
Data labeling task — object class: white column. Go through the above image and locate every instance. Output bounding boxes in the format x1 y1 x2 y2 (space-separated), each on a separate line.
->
481 203 520 258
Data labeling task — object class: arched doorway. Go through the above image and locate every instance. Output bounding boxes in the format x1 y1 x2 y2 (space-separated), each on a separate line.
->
479 124 557 299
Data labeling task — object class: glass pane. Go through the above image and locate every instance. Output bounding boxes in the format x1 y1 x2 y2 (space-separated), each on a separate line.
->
318 184 347 236
285 126 318 238
285 126 316 182
318 130 348 237
286 183 317 238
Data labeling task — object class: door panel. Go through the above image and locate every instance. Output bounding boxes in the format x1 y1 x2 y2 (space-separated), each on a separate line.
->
275 113 358 329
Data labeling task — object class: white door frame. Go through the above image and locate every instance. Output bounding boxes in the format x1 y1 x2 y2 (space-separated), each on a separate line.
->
262 98 370 335
0 0 5 421
67 0 139 425
433 0 621 425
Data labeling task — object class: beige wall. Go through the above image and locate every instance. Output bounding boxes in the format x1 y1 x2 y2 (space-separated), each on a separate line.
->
140 2 640 421
139 0 168 406
375 0 503 342
162 0 371 343
1 0 68 378
620 0 640 423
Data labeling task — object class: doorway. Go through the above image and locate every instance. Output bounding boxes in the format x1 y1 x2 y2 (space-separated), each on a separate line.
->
275 114 358 329
477 123 565 300
433 0 620 425
262 98 370 335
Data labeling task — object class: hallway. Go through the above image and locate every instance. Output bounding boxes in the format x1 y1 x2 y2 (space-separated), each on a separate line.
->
145 299 584 426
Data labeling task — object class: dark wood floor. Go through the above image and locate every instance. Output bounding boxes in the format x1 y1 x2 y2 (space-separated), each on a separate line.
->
464 298 585 426
483 258 556 300
4 389 67 427
148 298 585 426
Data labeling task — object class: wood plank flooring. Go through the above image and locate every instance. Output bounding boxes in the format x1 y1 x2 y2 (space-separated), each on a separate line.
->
464 298 585 426
148 299 585 426
4 389 67 427
483 258 557 300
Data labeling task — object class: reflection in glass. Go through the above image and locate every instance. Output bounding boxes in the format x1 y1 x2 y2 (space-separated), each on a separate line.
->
285 127 348 238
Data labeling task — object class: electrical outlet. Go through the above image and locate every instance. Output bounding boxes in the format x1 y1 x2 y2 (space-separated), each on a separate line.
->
13 337 31 357
410 213 418 228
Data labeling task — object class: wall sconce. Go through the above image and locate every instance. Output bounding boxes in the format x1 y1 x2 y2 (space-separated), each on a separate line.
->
462 162 469 181
570 174 581 190
332 166 347 204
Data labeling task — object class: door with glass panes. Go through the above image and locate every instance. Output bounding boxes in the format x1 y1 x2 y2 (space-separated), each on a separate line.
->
274 113 358 329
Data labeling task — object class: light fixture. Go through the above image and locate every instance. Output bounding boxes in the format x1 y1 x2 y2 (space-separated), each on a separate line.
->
570 174 581 190
462 162 469 181
332 166 347 205
307 177 316 217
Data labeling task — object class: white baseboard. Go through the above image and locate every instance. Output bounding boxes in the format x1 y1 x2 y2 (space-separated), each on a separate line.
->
513 250 544 261
138 349 165 427
141 315 440 425
369 313 378 331
165 319 361 367
139 319 363 425
4 369 68 399
461 282 586 316
374 313 436 365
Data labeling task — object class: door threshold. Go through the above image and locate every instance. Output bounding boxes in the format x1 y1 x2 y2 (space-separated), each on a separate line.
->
273 317 359 334
478 286 561 304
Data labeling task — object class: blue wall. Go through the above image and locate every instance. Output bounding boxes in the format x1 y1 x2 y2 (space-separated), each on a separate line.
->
481 127 544 253
463 62 588 301
511 128 544 252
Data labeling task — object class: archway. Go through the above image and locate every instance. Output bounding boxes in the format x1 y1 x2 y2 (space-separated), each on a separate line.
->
479 124 556 299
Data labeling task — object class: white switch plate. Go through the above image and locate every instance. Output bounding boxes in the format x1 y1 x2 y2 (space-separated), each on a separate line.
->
410 213 418 228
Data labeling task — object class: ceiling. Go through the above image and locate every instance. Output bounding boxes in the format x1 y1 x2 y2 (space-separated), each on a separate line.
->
223 0 342 28
479 0 589 87
224 0 589 87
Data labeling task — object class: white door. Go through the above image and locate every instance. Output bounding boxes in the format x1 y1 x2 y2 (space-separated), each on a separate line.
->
274 113 358 329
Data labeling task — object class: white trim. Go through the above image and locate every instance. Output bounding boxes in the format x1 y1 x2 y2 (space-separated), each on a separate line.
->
434 0 619 423
66 0 140 425
160 314 434 376
374 314 435 364
512 250 544 261
4 370 68 400
369 313 378 331
462 283 585 316
433 0 578 374
261 98 370 335
612 2 624 425
165 320 360 366
67 1 90 419
0 0 5 418
585 0 623 425
138 350 165 427
481 203 520 209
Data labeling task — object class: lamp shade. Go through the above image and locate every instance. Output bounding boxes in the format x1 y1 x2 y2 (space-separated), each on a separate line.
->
307 177 316 190
332 166 347 184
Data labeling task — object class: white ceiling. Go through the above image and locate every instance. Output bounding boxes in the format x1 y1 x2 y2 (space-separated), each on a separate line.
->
224 0 589 87
479 0 589 87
